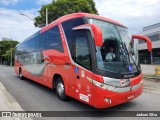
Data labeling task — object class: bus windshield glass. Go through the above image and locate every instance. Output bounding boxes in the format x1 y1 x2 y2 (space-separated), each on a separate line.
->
88 18 139 74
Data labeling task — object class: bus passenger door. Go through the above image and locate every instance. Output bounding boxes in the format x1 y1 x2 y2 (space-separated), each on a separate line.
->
73 30 94 106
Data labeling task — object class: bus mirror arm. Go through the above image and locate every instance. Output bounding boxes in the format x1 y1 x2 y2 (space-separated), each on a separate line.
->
132 35 152 52
73 24 103 46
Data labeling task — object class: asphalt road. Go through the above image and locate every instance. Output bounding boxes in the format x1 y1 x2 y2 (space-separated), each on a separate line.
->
0 65 160 120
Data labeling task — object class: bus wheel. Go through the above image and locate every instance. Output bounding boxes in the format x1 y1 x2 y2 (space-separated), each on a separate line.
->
19 68 24 80
56 77 67 101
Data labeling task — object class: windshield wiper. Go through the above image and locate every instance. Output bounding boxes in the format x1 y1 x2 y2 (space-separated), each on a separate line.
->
119 42 139 72
119 43 129 63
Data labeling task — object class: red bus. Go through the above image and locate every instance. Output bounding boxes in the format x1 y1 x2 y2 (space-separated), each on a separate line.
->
14 12 152 108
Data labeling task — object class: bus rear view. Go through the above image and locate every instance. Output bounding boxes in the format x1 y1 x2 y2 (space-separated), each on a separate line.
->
14 13 152 108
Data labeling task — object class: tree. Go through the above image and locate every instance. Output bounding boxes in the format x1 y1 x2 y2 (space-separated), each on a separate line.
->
2 48 15 63
34 0 98 27
0 40 19 65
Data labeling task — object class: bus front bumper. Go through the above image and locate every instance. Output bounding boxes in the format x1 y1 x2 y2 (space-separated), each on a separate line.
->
93 82 143 108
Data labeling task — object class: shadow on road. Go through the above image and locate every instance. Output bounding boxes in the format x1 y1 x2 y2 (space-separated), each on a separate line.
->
16 76 137 112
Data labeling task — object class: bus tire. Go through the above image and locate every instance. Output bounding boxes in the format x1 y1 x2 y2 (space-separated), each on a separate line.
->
56 77 67 101
19 68 24 80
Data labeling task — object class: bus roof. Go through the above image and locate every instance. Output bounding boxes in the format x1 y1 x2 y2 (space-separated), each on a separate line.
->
41 12 126 33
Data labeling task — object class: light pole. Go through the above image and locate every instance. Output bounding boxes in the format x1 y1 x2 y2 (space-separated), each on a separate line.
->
20 13 36 23
20 11 48 27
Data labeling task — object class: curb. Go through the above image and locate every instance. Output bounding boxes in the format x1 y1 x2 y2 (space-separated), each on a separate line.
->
0 81 24 111
143 87 160 94
0 81 33 120
143 76 160 82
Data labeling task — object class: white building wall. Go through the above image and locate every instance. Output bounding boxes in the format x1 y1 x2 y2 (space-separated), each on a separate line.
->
141 64 156 75
137 40 160 50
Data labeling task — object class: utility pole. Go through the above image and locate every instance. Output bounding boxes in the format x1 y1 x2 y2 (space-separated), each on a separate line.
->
151 51 153 64
46 8 48 26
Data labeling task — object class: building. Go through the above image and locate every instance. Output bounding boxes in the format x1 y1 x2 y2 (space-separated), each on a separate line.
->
137 23 160 64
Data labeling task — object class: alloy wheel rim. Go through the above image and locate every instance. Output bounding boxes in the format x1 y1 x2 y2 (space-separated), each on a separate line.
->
19 71 22 78
57 82 64 96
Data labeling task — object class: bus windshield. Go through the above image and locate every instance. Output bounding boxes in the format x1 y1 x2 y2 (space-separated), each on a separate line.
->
88 18 139 74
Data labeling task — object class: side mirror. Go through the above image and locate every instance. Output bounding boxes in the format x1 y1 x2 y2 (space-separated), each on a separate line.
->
132 35 152 52
73 24 103 46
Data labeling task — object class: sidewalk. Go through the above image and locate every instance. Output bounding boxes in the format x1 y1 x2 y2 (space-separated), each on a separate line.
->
0 81 32 120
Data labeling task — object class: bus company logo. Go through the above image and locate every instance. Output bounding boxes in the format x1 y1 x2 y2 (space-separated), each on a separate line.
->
2 112 11 117
124 74 134 78
120 79 125 86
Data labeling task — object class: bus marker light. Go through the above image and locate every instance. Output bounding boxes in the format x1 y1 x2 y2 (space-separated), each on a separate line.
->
81 70 85 77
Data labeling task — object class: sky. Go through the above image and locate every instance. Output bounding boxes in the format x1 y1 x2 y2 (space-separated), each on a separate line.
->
0 0 160 42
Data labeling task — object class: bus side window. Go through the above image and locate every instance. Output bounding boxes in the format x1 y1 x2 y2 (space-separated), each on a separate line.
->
62 18 86 57
74 31 92 70
39 32 47 51
46 26 64 52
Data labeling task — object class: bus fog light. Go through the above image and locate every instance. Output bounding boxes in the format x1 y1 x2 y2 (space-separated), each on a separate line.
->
104 98 112 103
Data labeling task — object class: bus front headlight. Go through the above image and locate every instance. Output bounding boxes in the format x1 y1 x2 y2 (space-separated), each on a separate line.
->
92 80 116 91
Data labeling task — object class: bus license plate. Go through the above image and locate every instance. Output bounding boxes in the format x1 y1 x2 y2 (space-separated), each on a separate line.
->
127 95 134 100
